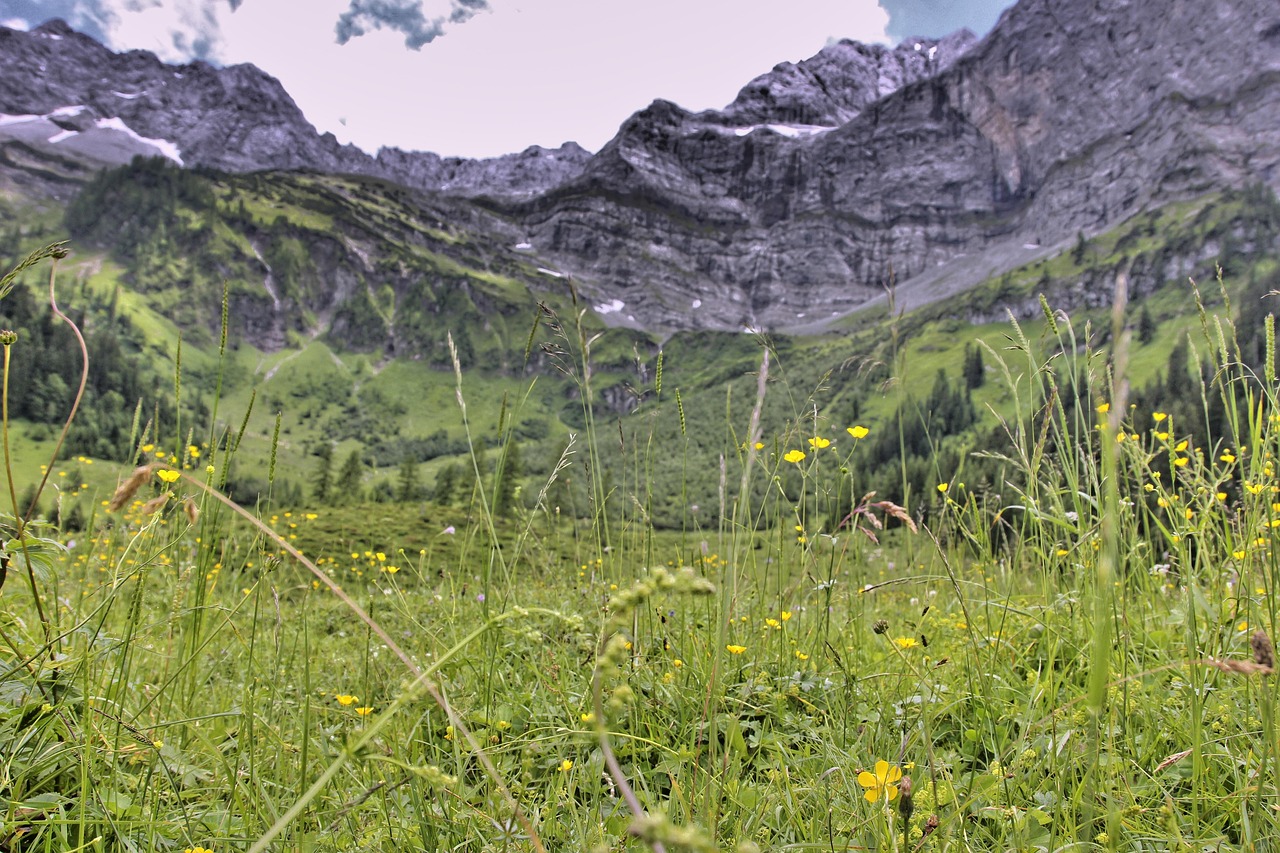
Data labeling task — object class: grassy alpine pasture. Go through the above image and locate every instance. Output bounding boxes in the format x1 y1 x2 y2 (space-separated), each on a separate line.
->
4 244 1280 853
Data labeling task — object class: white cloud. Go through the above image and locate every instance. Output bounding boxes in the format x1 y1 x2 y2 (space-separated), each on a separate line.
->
1 16 28 29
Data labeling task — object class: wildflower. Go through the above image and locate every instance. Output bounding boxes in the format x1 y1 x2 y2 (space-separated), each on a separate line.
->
858 759 903 803
795 651 809 661
784 450 806 464
672 659 683 667
726 644 747 655
872 619 889 635
335 694 357 706
1153 412 1168 422
754 442 765 450
185 847 214 853
765 618 780 629
1222 451 1238 464
894 637 918 649
580 712 595 724
781 611 792 621
1096 402 1110 414
188 444 201 459
558 759 574 772
899 775 914 824
157 469 180 484
936 483 949 494
848 425 870 439
356 707 373 715
1174 457 1189 468
808 436 831 450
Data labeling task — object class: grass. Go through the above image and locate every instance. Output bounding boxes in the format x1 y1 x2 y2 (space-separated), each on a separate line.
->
6 247 1280 853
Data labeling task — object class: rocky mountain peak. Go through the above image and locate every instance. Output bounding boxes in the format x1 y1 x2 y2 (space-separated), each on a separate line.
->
714 29 977 128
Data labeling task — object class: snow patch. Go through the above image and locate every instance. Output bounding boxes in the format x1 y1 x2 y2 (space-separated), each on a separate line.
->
536 267 564 278
733 123 835 139
94 117 184 165
1022 243 1041 249
928 45 938 61
595 299 625 315
50 105 86 118
48 129 78 144
691 299 702 309
513 241 533 250
1 18 29 30
914 42 922 51
0 113 38 127
111 91 143 100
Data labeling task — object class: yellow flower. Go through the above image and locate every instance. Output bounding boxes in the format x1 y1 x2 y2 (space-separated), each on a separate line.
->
157 469 180 483
1096 402 1110 414
188 444 201 459
795 651 809 661
1233 550 1247 560
1221 451 1237 464
726 644 747 655
765 618 780 629
1173 457 1189 468
335 694 357 706
808 436 831 450
847 425 870 439
753 442 764 450
672 659 683 667
894 637 918 649
858 759 902 803
355 706 373 715
1176 440 1189 452
780 611 792 621
936 483 949 494
1153 412 1168 422
784 450 806 464
558 759 574 772
581 712 595 724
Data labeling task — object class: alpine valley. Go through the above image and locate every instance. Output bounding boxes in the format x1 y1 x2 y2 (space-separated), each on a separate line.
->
0 0 1278 520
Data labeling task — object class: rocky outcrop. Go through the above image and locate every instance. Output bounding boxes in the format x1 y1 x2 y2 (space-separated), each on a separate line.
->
713 30 976 128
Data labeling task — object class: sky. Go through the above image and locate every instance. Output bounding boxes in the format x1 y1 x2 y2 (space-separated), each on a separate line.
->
0 0 1015 159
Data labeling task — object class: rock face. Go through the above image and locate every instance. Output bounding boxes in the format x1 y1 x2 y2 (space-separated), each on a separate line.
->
0 19 586 198
504 0 1280 331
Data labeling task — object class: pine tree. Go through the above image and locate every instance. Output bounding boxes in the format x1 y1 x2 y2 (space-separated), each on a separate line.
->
311 444 333 504
334 449 365 505
397 457 422 502
1137 305 1157 345
963 344 985 389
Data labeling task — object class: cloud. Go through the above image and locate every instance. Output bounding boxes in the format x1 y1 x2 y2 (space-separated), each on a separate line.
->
0 0 111 42
879 0 1013 40
335 0 490 49
0 0 239 62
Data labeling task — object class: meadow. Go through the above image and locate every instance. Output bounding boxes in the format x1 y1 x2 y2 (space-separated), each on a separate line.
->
3 243 1280 853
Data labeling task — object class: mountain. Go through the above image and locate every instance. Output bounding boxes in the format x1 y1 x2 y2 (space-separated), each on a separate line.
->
503 0 1280 331
2 0 1279 336
0 19 586 200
